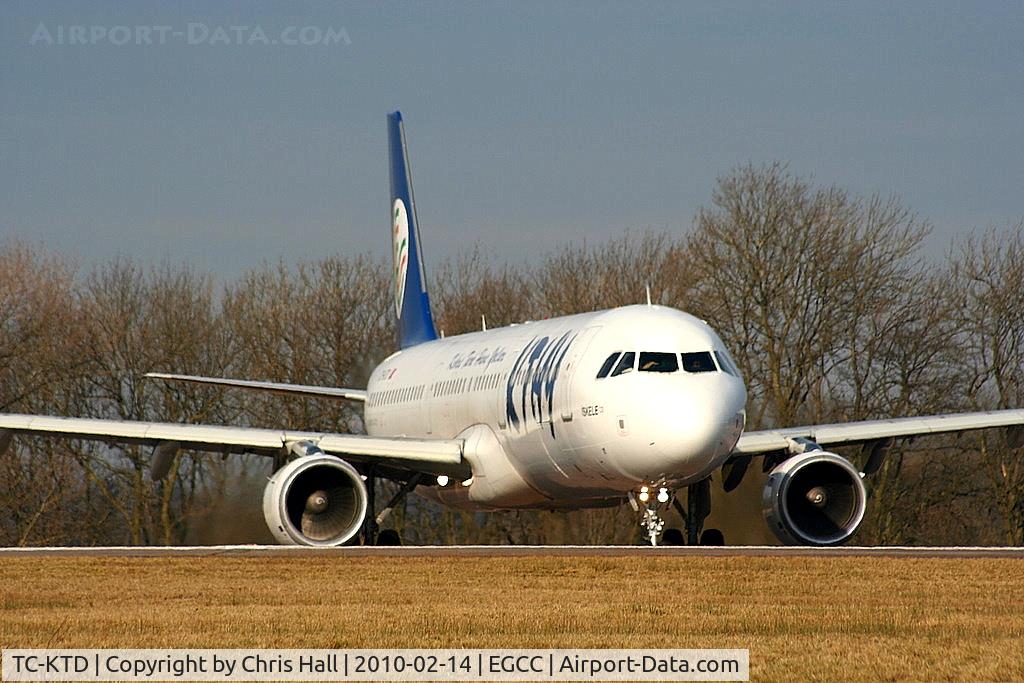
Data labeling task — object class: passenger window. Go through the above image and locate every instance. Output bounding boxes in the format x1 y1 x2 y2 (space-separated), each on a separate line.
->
681 351 717 373
610 352 636 377
596 352 620 379
638 352 679 373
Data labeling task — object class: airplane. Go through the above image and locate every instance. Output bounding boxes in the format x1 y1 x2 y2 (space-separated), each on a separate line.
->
3 111 1024 547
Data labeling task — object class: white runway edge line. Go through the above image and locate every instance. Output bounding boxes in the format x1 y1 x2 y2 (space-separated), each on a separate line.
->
1 545 1024 558
1 649 750 681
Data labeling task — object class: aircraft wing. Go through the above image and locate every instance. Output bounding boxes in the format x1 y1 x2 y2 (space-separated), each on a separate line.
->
145 373 367 402
0 413 467 479
734 408 1024 456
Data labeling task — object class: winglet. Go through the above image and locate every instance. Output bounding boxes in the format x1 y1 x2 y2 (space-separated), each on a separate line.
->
388 111 439 349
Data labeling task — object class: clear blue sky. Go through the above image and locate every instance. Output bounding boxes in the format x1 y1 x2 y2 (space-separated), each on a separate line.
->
2 1 1022 276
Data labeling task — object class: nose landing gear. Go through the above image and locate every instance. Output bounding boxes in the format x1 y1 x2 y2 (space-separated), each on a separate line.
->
628 485 674 546
630 478 722 546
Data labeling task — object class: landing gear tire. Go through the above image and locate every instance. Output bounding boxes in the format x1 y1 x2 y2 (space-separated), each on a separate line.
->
661 528 685 546
699 528 724 546
375 529 402 546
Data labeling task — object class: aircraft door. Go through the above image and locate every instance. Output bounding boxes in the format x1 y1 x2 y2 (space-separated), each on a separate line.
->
555 326 602 426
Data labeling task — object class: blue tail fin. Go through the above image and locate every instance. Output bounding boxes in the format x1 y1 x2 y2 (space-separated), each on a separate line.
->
388 111 439 349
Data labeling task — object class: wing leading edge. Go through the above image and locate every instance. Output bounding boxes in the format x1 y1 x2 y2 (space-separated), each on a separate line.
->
734 408 1024 456
0 413 468 479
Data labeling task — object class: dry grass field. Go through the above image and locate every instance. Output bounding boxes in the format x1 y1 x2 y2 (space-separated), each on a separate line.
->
2 555 1023 682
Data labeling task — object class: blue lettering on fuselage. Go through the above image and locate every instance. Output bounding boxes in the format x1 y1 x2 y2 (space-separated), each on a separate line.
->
505 331 577 438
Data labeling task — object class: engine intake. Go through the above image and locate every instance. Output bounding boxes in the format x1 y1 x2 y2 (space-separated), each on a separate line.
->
762 451 866 546
263 454 368 546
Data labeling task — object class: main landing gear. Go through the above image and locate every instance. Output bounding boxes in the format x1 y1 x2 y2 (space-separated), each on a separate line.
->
360 470 422 546
629 478 724 546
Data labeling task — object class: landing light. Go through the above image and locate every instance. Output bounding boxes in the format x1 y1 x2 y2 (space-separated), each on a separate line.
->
657 488 669 503
436 475 449 486
638 489 650 503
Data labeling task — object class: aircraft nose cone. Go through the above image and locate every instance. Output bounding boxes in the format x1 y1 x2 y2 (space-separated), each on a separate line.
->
673 375 744 444
678 398 740 458
618 375 746 482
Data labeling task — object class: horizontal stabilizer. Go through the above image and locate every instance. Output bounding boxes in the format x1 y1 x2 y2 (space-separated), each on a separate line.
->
145 373 367 402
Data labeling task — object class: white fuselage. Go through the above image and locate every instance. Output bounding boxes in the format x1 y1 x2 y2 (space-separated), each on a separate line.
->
363 305 747 510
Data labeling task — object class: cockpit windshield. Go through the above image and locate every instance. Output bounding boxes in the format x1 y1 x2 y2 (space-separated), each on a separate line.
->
596 352 620 379
598 348 733 378
681 351 717 373
610 352 636 377
638 352 679 373
597 350 729 378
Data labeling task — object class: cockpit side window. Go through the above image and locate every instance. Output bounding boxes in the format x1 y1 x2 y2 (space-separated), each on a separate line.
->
681 351 717 373
714 350 740 377
638 352 679 373
596 352 621 379
610 351 636 377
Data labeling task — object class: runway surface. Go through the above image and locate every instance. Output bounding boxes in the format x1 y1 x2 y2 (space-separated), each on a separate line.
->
2 545 1024 558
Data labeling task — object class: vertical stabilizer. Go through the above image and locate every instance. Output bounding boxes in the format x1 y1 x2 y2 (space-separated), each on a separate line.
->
388 111 439 349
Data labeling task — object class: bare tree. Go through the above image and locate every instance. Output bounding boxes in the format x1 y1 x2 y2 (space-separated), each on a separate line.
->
687 164 931 429
532 231 691 318
0 243 84 412
949 224 1024 543
684 164 944 544
0 243 101 546
68 260 233 544
221 256 392 433
2 205 1021 547
431 246 534 336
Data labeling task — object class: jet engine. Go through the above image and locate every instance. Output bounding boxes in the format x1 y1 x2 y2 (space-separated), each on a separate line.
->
762 451 866 546
262 453 368 546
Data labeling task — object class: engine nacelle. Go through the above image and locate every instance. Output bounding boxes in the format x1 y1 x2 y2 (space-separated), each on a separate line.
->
762 451 866 546
262 454 368 546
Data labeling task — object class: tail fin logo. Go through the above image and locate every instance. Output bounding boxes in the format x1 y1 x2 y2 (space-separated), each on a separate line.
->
392 198 410 317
